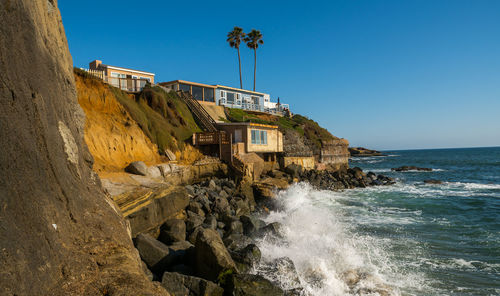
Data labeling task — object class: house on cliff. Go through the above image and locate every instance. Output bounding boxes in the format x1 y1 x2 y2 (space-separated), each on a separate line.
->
160 80 289 116
85 59 156 92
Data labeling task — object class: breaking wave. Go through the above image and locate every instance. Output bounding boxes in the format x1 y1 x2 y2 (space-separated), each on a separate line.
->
254 183 426 295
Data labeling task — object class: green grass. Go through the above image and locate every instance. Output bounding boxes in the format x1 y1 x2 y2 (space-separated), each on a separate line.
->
114 85 201 153
226 108 335 149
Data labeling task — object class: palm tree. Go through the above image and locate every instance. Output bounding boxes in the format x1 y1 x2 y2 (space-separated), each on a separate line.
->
227 27 246 89
244 29 264 91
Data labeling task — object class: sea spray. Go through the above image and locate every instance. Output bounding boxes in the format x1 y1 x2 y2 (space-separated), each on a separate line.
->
253 183 424 296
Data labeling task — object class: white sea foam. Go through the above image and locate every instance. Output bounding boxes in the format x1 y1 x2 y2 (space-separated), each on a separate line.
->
255 183 426 295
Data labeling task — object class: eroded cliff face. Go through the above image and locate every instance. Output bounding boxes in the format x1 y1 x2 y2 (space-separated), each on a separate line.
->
75 74 162 173
0 1 167 295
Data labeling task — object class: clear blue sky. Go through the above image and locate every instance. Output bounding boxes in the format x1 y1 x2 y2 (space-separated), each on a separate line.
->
59 0 500 150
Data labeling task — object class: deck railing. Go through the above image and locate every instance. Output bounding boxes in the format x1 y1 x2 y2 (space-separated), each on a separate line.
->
79 68 149 92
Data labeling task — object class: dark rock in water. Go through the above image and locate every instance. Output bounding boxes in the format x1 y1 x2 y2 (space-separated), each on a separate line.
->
348 167 366 180
240 215 265 236
367 172 377 181
134 234 174 274
230 244 262 273
194 228 237 281
159 219 186 244
391 166 432 172
225 274 284 296
125 161 149 176
424 179 443 184
223 234 254 251
161 272 223 296
258 222 284 238
260 257 301 288
284 288 304 296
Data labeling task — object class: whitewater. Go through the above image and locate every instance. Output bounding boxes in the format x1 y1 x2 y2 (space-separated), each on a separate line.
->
252 147 500 295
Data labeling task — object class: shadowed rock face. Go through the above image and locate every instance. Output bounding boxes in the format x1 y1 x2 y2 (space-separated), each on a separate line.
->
0 1 167 295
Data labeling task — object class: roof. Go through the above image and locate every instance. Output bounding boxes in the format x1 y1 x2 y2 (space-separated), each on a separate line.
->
217 122 278 129
159 79 268 95
160 80 216 89
102 64 155 76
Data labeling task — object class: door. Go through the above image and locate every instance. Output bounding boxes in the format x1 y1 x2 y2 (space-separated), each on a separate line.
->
234 129 242 143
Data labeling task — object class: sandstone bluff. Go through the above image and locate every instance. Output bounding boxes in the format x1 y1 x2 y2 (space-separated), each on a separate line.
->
0 1 167 295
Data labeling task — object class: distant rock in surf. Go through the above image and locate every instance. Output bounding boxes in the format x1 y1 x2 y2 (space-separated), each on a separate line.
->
392 165 432 172
424 179 443 184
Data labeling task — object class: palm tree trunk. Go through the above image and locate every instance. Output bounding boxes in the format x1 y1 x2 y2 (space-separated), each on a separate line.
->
253 48 257 91
237 48 243 89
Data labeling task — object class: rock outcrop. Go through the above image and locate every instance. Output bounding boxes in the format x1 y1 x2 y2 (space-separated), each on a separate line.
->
0 1 167 295
349 147 384 157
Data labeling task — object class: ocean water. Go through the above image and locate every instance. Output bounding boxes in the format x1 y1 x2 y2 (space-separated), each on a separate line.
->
254 147 500 295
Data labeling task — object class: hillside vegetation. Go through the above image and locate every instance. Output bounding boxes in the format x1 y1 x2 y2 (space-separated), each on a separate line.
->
75 69 203 171
225 108 337 149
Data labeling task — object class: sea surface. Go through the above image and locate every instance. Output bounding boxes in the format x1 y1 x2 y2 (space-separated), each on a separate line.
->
254 147 500 295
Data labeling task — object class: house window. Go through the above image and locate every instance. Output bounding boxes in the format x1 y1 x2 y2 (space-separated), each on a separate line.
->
204 88 214 102
251 130 267 145
192 86 203 101
251 96 260 105
179 84 190 92
226 92 235 104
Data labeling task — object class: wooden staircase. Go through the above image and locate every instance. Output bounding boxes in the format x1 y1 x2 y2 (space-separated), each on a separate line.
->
176 90 217 132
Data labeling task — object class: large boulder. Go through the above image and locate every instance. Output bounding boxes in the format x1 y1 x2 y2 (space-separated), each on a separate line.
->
159 219 187 244
161 272 223 296
0 1 167 295
226 274 284 296
194 229 237 281
230 244 261 273
240 215 265 236
127 187 190 236
134 234 173 274
125 161 149 176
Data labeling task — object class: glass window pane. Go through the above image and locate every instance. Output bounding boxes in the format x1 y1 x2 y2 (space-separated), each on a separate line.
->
227 92 235 103
260 130 267 145
179 84 190 92
252 96 260 105
192 86 203 101
204 88 214 102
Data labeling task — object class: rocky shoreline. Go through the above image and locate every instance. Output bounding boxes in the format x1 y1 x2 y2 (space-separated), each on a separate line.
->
132 166 395 295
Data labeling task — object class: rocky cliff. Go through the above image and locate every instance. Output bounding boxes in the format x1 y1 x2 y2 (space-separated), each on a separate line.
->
0 1 167 295
76 72 163 173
